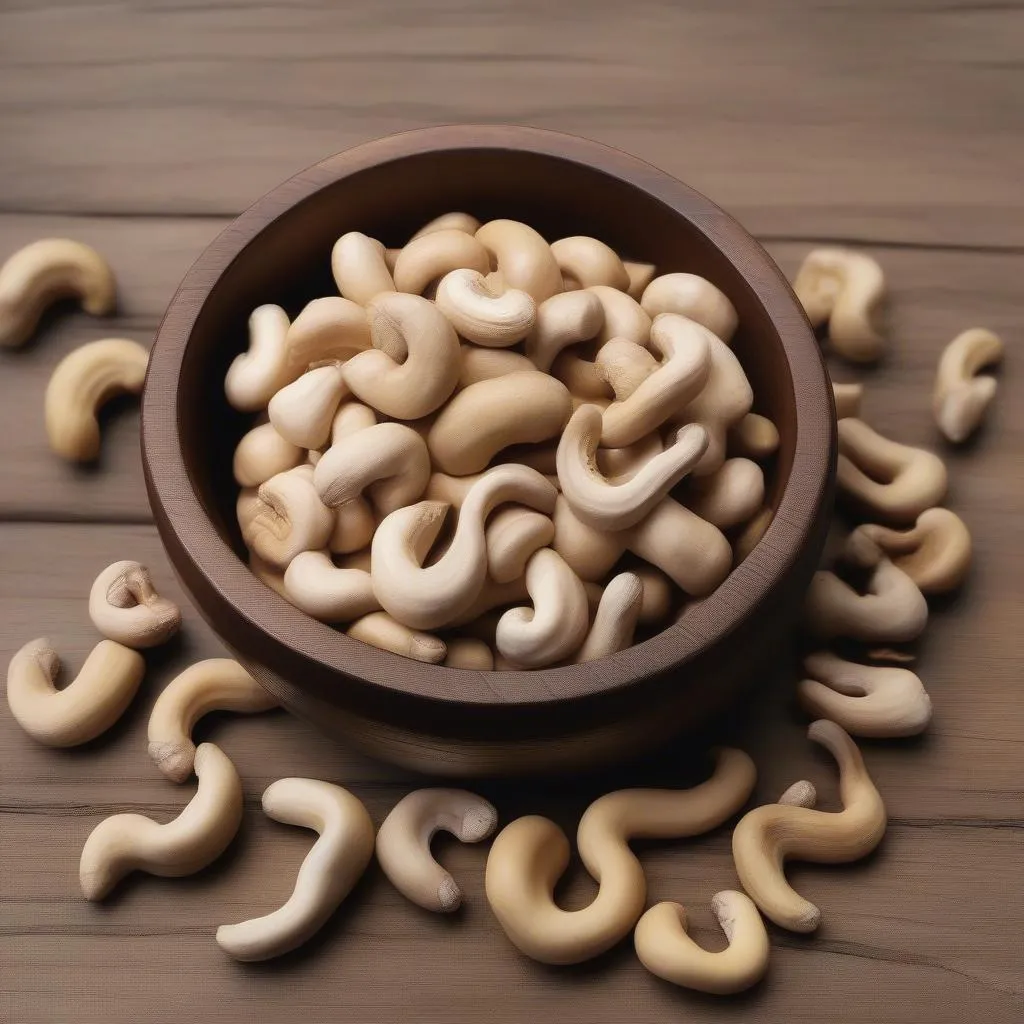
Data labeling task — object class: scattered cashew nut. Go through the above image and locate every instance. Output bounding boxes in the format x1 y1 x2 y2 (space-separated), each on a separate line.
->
933 327 1003 443
88 560 182 649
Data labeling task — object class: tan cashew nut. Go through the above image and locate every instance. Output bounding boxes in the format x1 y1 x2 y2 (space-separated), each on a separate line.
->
80 743 243 900
343 291 460 419
267 363 349 449
634 891 769 995
147 658 278 783
596 431 665 483
216 779 374 961
933 327 1004 443
410 211 481 240
594 339 659 400
525 290 603 372
475 219 562 303
550 236 629 291
551 494 626 581
88 560 181 649
683 457 765 531
838 418 948 523
574 572 643 663
376 789 498 913
832 381 863 420
589 285 652 347
640 273 738 343
799 651 932 738
427 371 572 476
793 248 886 362
485 506 555 584
458 344 536 386
6 637 144 747
728 413 779 460
346 612 447 663
283 550 379 623
623 260 657 300
44 338 148 462
0 238 116 348
393 228 491 295
732 720 886 932
435 268 537 347
233 420 303 488
331 232 396 305
444 637 495 670
283 297 371 378
485 747 756 964
224 305 291 411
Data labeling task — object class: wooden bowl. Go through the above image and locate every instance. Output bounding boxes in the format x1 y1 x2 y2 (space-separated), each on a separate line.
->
142 126 835 778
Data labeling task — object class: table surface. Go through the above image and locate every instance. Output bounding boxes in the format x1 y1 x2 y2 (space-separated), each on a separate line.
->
1 3 1022 1022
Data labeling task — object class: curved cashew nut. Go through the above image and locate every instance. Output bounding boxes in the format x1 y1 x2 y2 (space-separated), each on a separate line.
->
778 779 818 808
484 747 756 964
728 413 779 460
314 422 430 515
732 720 886 932
623 260 657 300
551 495 626 581
550 236 629 291
410 211 481 240
392 228 491 295
525 290 603 372
683 457 765 531
854 507 971 595
557 405 709 531
283 297 371 378
594 339 659 400
329 498 376 555
634 891 769 994
44 338 148 462
331 232 396 305
838 418 948 523
233 420 303 488
596 431 665 483
793 248 886 362
485 506 554 584
6 637 144 747
342 292 460 419
574 572 643 663
933 327 1003 443
427 371 571 476
216 779 374 961
733 506 774 565
372 465 558 629
589 285 652 347
147 658 278 782
224 305 291 411
475 219 562 303
80 743 243 901
446 576 530 628
268 363 349 449
88 560 181 649
444 637 495 670
640 273 738 343
435 268 536 347
458 343 536 387
376 789 498 912
346 611 447 663
283 550 379 623
833 381 863 420
551 349 614 400
0 238 116 348
799 651 932 738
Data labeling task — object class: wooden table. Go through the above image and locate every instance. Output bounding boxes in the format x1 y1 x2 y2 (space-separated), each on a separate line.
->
1 3 1022 1021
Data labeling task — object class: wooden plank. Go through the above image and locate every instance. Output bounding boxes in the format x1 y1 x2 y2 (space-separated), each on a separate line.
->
1 1 1023 246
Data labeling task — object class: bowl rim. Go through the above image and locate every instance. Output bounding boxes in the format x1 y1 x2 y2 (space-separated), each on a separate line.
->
143 124 834 709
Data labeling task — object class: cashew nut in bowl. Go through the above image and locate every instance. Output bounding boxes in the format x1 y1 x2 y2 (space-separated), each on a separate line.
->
551 495 626 582
446 576 530 628
427 371 572 476
832 381 863 420
314 422 430 516
233 420 303 488
557 405 709 531
343 292 461 419
634 891 769 994
587 285 652 348
329 498 376 555
371 465 558 629
933 327 1003 443
216 779 375 961
732 506 774 566
623 260 657 300
444 637 495 670
799 651 932 738
485 506 554 584
80 743 244 901
551 349 614 400
330 231 396 305
88 560 182 649
410 211 481 240
347 612 447 663
434 268 537 347
283 297 371 378
728 413 779 460
640 273 738 343
267 362 349 449
630 565 674 625
393 228 491 295
147 658 279 783
6 637 145 747
525 290 603 372
574 572 643 663
683 458 765 531
44 338 149 462
594 339 659 400
224 305 291 411
458 344 536 387
376 789 498 913
485 747 756 964
550 236 629 291
595 431 665 483
330 399 378 444
732 720 886 932
475 219 562 303
854 507 971 595
283 550 380 623
0 238 116 348
793 248 886 363
838 418 948 523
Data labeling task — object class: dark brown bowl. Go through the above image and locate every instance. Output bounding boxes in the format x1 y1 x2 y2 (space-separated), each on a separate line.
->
142 125 835 778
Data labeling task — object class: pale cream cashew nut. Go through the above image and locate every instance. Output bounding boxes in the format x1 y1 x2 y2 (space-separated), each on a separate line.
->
574 572 643 663
484 506 555 584
589 285 652 347
282 296 370 378
233 420 303 488
410 212 481 240
435 268 536 347
640 273 738 343
267 362 349 449
88 560 182 649
458 344 536 386
346 612 447 663
550 236 629 291
331 231 396 305
283 549 379 623
525 290 603 372
593 339 659 401
475 219 562 303
393 228 491 295
683 457 765 531
224 305 291 411
550 494 626 582
595 431 665 483
933 327 1003 443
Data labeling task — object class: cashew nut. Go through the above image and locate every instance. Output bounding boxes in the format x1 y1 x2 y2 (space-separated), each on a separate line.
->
799 651 931 738
346 611 447 663
551 494 625 581
589 285 652 347
793 248 886 363
224 305 291 411
550 236 629 291
376 789 498 913
594 339 659 401
267 363 349 449
393 228 491 295
634 891 769 994
330 231 396 305
330 399 378 443
732 720 886 932
683 457 765 531
80 742 243 901
343 291 460 419
838 418 948 523
551 348 614 400
640 273 738 343
525 290 603 372
446 576 530 628
410 212 481 240
0 238 116 348
88 560 182 649
328 498 376 555
574 572 643 663
933 327 1003 443
233 420 303 488
728 413 779 460
427 371 571 476
6 637 144 747
595 431 665 483
147 658 278 783
216 779 374 961
475 219 562 303
444 637 495 670
733 506 774 565
832 381 863 420
778 779 818 808
485 506 555 584
283 297 371 378
44 338 148 462
485 747 756 964
434 269 536 347
623 260 657 300
283 550 380 623
458 343 536 386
